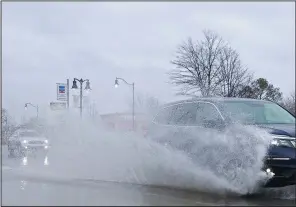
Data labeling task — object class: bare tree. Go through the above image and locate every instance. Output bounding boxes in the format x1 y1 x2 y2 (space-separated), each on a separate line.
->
169 30 252 97
170 30 225 96
1 108 17 145
217 46 253 97
281 91 295 115
2 108 8 125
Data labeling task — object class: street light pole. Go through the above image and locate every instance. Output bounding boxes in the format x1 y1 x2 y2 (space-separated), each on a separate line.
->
71 78 91 118
115 77 135 131
132 82 135 131
66 79 70 109
24 103 39 119
79 80 83 118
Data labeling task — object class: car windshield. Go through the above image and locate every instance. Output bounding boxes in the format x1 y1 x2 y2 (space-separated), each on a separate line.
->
221 101 295 124
19 131 39 137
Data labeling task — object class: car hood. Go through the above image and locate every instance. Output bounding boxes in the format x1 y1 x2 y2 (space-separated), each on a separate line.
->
257 124 295 137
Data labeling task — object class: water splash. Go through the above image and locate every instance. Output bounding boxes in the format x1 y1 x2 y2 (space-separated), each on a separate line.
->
20 112 295 199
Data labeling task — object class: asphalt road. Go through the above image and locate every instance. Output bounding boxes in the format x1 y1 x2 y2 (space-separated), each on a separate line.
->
1 145 296 206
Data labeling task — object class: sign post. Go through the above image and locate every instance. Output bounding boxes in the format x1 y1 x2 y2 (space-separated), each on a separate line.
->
56 83 67 102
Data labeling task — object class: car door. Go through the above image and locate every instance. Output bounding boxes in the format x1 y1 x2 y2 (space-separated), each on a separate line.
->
168 102 199 148
193 102 225 163
146 103 196 145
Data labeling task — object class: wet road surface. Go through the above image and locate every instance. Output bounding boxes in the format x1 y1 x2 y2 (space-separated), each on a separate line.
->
2 146 296 206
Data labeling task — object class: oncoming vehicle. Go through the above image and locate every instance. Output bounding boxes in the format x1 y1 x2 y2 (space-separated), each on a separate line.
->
146 97 296 188
8 129 50 158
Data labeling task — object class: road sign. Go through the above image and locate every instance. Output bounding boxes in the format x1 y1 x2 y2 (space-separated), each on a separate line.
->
57 83 67 101
50 102 67 110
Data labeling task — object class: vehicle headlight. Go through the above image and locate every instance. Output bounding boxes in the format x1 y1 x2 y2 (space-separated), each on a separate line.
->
44 140 48 144
271 135 296 148
22 140 28 144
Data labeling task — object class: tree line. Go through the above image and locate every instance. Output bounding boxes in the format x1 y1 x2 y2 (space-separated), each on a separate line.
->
169 30 295 115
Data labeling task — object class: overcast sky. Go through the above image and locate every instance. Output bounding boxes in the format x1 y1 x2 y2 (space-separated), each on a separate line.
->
2 2 295 122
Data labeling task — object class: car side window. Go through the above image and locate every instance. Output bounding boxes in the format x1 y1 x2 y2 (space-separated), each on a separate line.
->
195 102 222 125
154 106 174 124
170 103 198 126
154 103 198 125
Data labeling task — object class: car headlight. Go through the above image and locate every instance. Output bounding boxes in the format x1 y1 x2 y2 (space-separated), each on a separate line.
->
44 140 48 144
271 135 296 148
22 140 28 144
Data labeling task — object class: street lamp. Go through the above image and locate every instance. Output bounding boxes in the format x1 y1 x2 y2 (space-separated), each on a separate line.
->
24 103 39 118
71 78 91 118
114 77 135 131
115 79 119 88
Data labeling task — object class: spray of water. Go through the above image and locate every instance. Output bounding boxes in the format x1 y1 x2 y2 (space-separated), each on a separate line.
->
20 111 295 199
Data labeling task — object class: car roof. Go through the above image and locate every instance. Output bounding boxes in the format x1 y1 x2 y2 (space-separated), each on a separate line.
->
162 97 273 108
